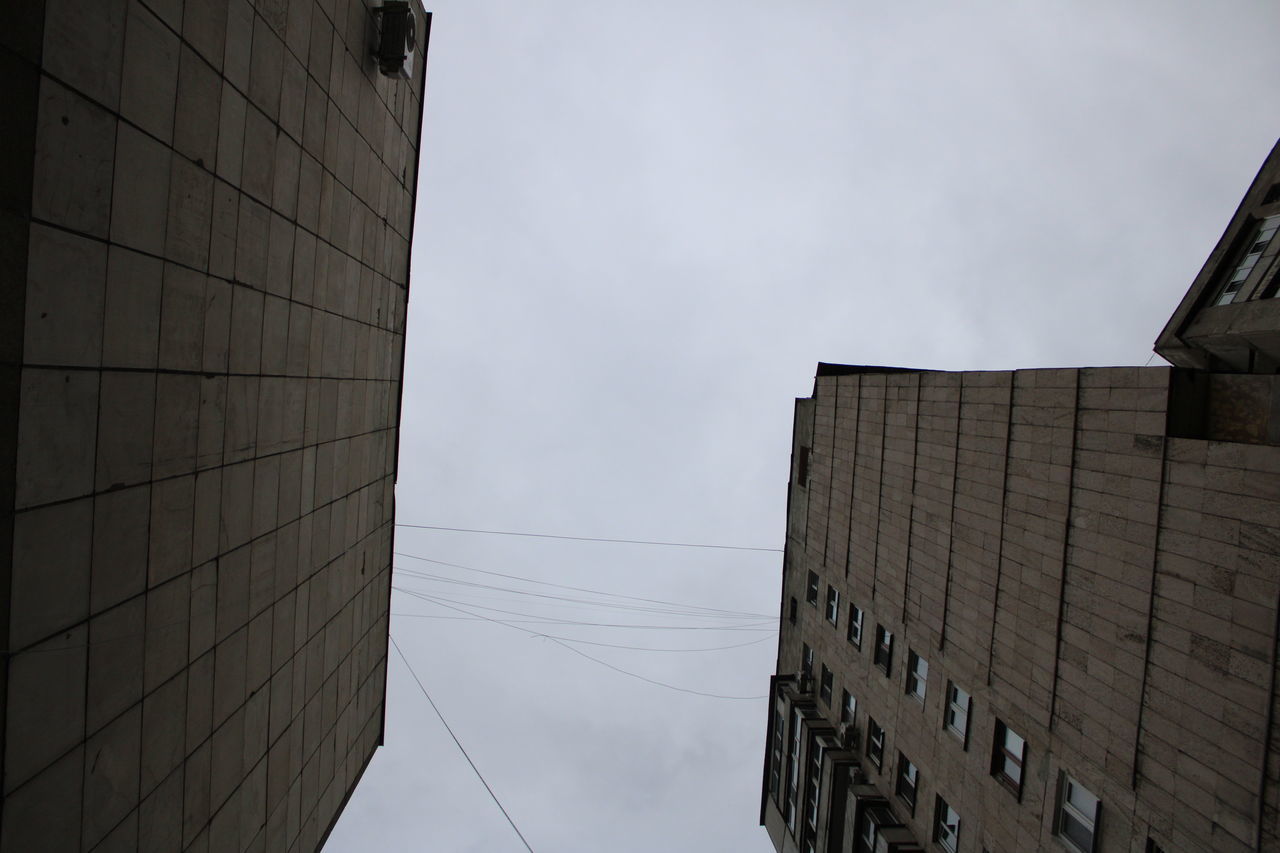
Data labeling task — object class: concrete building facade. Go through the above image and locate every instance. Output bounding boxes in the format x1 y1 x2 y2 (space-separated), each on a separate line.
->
760 143 1280 853
0 0 428 850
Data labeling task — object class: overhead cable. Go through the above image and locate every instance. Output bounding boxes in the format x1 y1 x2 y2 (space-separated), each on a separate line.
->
397 592 769 701
389 634 537 853
396 523 783 553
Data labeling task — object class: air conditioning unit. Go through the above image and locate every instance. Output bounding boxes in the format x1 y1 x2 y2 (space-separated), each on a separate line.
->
372 2 422 79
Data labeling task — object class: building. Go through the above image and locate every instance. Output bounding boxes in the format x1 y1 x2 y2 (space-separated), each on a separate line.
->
0 1 429 850
760 140 1280 853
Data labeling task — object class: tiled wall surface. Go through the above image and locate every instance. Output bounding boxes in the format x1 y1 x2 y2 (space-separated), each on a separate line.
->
0 0 425 850
772 366 1280 853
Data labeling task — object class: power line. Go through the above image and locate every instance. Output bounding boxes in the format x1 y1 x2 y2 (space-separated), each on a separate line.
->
388 634 536 853
394 565 770 619
392 586 776 631
394 551 770 617
395 523 783 553
399 592 769 701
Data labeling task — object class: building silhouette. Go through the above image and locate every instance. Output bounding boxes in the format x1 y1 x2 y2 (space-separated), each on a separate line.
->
0 1 428 849
761 140 1280 853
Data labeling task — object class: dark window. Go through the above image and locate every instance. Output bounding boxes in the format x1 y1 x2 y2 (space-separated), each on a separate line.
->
819 665 833 706
874 625 893 676
805 738 824 840
906 650 928 701
840 689 856 724
866 718 884 769
944 682 971 745
825 585 839 625
789 597 798 625
801 643 813 680
1145 840 1165 853
1056 774 1100 853
797 446 811 488
934 796 960 853
806 571 819 606
847 603 863 647
895 753 918 815
769 702 786 800
991 720 1027 798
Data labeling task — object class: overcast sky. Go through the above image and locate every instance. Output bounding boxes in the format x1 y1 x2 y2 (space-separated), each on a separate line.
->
327 2 1280 851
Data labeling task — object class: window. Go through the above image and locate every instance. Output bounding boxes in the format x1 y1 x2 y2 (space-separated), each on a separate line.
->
840 689 856 724
786 708 802 832
1145 840 1165 853
825 585 840 625
801 643 813 680
1056 774 1100 853
819 665 833 706
991 720 1027 797
769 703 786 800
806 571 819 605
934 796 960 853
797 446 811 488
805 739 824 840
788 596 797 625
874 625 893 675
866 718 884 769
945 682 970 744
906 650 928 701
847 603 863 647
1215 213 1280 304
895 753 918 814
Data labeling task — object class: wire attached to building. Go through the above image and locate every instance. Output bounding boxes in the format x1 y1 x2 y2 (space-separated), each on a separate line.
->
388 634 537 853
395 523 783 552
397 589 770 701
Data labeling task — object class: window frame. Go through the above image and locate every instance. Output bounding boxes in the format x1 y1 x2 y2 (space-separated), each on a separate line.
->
895 752 918 815
944 681 971 746
840 688 856 725
801 643 813 680
847 603 863 648
819 664 833 706
866 718 885 769
874 625 893 676
825 585 840 625
906 649 928 702
806 571 819 606
934 795 960 853
1056 773 1101 853
991 720 1027 799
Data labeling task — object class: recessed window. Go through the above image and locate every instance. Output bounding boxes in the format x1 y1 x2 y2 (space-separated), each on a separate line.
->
866 718 885 769
874 625 893 676
797 446 811 488
1145 840 1165 853
825 585 840 625
1215 213 1280 305
819 665 833 706
805 738 824 841
769 702 786 801
806 571 819 606
801 643 814 680
786 708 802 832
895 753 918 815
847 603 863 647
1057 774 1100 853
991 720 1026 798
906 650 928 701
840 689 856 724
934 796 960 853
945 682 970 744
788 597 797 625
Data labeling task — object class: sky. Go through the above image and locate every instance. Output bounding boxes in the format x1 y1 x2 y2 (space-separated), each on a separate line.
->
328 2 1280 851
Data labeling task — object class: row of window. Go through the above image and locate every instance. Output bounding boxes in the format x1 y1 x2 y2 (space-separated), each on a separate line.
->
797 580 1101 853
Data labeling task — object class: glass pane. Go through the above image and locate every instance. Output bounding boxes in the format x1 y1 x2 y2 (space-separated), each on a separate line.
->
1062 811 1092 850
1066 780 1098 813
